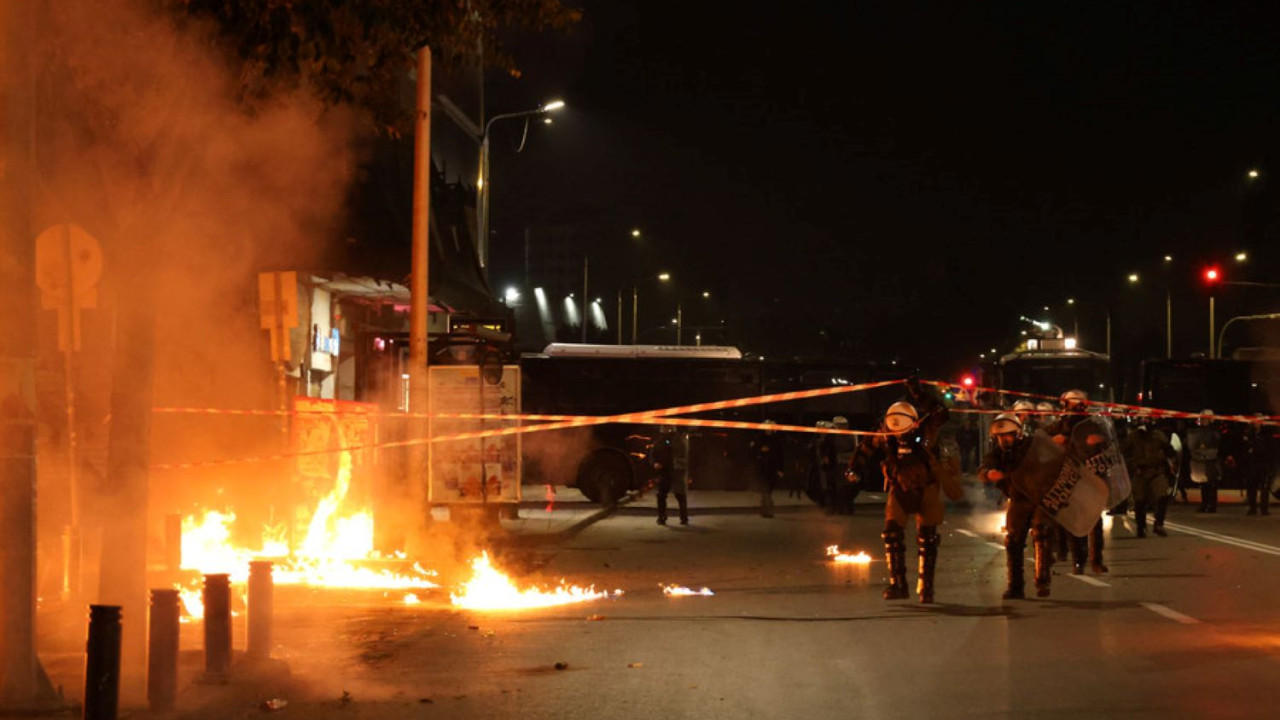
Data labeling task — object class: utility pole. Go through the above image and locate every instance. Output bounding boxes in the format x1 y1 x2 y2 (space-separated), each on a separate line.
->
0 0 57 708
409 47 432 532
580 255 588 343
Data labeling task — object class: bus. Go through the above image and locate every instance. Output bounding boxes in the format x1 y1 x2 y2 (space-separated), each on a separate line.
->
996 337 1114 404
520 344 902 503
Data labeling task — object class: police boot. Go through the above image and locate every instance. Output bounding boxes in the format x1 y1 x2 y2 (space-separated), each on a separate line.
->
761 491 774 519
656 494 668 526
881 525 909 600
676 493 689 525
1134 504 1148 538
1032 526 1053 597
1070 535 1086 575
1153 497 1169 536
917 527 940 604
1002 543 1025 600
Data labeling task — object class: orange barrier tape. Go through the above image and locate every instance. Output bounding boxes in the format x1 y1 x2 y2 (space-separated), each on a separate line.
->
151 378 902 470
926 381 1279 426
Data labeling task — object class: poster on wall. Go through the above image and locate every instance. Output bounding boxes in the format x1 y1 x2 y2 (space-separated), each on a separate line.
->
428 365 521 504
292 397 379 491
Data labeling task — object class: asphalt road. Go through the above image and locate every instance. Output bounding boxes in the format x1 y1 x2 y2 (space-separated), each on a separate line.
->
30 492 1280 719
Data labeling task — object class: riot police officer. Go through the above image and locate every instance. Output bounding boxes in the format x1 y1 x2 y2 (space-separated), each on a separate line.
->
1189 410 1221 513
1046 389 1108 573
1012 400 1037 436
851 401 950 603
979 413 1056 599
652 426 688 526
1121 408 1176 537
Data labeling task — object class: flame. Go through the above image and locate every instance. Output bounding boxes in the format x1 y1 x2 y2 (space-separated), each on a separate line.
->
661 584 714 597
177 442 437 619
450 551 617 610
826 545 873 564
403 593 421 606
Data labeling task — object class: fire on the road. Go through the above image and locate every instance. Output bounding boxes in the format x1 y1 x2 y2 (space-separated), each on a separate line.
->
826 545 873 564
450 551 620 610
177 447 437 619
662 584 714 597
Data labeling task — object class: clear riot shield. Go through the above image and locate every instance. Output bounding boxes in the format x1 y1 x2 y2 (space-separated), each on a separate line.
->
1167 432 1184 498
1186 426 1220 485
1006 430 1107 537
1069 415 1131 510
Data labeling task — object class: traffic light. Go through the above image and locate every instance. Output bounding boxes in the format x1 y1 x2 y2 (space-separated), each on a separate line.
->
960 374 975 389
1203 266 1221 285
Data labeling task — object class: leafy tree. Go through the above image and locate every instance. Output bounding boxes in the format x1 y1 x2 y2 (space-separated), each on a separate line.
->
170 0 582 134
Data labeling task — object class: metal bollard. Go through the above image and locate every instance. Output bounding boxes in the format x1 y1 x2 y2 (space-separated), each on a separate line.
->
84 605 122 720
201 574 231 680
247 561 273 659
147 589 180 711
164 514 183 573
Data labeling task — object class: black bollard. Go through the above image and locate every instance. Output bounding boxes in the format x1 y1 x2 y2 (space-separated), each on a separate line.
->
201 574 231 680
247 561 273 659
147 589 180 711
84 605 122 720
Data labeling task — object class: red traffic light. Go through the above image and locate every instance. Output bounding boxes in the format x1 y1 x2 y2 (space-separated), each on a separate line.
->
1204 267 1221 283
960 375 975 388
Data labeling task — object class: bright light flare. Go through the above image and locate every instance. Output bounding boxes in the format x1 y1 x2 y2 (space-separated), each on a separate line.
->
662 584 714 597
450 551 617 611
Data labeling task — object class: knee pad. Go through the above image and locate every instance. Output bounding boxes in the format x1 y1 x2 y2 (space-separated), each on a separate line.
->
881 521 904 545
917 526 940 549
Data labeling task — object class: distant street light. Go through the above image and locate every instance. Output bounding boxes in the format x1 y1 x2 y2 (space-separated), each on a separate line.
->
1247 168 1260 179
631 228 642 238
1127 273 1140 284
476 99 566 276
1235 251 1248 262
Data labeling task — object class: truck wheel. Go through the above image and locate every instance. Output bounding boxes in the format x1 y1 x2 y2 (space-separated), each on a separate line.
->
578 452 630 506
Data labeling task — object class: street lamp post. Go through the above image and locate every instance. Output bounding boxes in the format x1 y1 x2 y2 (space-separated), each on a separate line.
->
631 272 671 345
476 100 564 276
1217 313 1280 359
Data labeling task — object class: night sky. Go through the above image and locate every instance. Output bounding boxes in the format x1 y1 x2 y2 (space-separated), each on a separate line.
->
477 1 1280 379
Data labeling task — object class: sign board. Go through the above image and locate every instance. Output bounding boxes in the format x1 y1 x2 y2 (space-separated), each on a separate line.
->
257 271 298 362
35 224 102 351
428 365 521 504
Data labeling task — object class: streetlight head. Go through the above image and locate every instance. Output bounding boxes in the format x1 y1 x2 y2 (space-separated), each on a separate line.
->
1235 251 1248 262
1247 168 1260 179
504 287 520 303
657 272 671 281
702 290 711 298
1127 273 1140 283
631 228 641 238
1066 298 1075 305
540 100 566 112
671 318 678 325
542 117 553 125
1164 255 1173 262
1042 305 1050 312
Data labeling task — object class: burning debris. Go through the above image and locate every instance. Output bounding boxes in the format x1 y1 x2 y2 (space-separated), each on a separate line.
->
825 545 873 564
450 551 620 610
661 584 715 597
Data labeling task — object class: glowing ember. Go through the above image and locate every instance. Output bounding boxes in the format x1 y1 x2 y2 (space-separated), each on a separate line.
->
661 584 714 597
450 551 617 610
826 545 873 564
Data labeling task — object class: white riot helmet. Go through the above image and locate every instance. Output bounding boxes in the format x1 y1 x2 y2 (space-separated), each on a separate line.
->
832 416 849 428
989 413 1023 437
815 420 833 429
883 402 919 434
1035 401 1056 418
1060 389 1089 411
1012 399 1035 414
1198 409 1214 427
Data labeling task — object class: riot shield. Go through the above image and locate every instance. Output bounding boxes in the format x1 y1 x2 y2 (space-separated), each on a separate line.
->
1186 426 1220 485
1068 415 1131 510
1006 430 1107 537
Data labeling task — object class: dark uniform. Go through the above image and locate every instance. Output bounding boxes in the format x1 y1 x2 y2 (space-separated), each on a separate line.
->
979 429 1055 598
1188 422 1221 513
751 429 784 518
1121 422 1175 537
652 431 688 525
1045 411 1107 573
852 403 948 603
1246 420 1275 516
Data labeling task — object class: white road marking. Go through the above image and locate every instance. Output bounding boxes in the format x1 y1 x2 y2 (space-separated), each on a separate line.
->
986 542 1005 551
1140 602 1200 625
955 528 978 538
1162 521 1280 557
1067 573 1110 588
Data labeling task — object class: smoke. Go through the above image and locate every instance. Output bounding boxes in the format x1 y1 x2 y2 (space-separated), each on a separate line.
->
26 0 358 603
